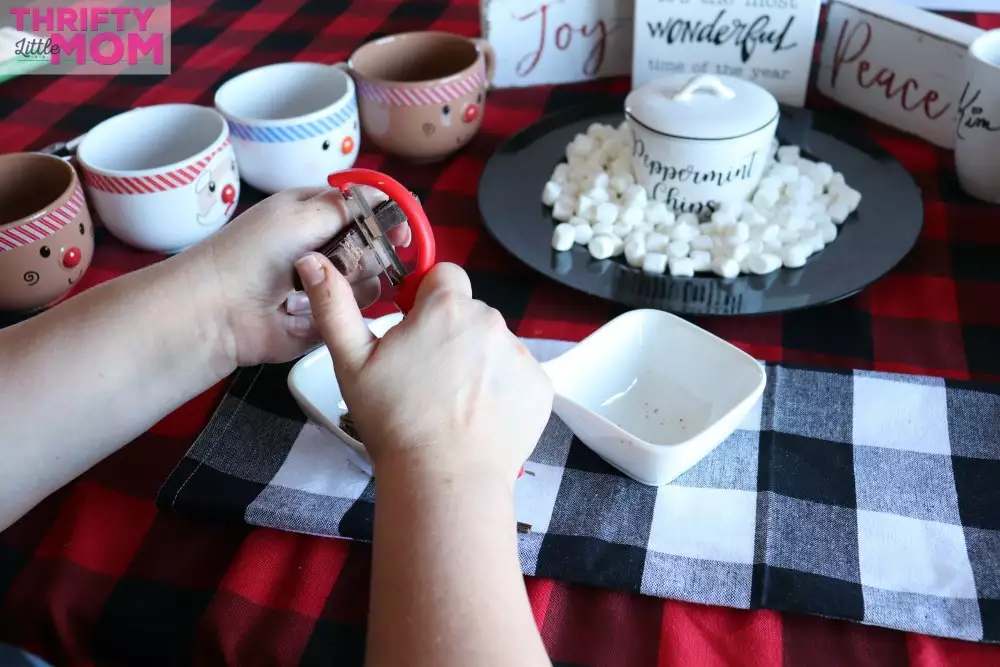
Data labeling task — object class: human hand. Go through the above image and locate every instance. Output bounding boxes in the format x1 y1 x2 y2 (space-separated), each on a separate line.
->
189 186 409 367
295 257 553 485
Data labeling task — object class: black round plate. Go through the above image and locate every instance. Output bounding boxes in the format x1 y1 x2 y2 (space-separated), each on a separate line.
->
477 98 924 316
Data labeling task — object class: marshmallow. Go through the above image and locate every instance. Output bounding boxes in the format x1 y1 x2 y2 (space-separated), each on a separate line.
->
625 239 646 267
667 240 691 258
620 206 644 226
612 221 632 238
671 224 696 242
644 201 673 225
712 257 740 279
747 252 782 275
777 145 800 164
591 222 615 236
689 250 712 272
552 197 575 221
691 235 714 251
574 224 594 245
594 202 620 226
642 252 668 274
542 181 562 206
588 235 616 260
552 223 576 251
669 257 696 277
585 186 610 204
781 243 810 268
646 232 669 253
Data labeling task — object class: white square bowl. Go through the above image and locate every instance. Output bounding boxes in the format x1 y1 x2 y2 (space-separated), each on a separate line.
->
541 309 766 486
286 313 404 471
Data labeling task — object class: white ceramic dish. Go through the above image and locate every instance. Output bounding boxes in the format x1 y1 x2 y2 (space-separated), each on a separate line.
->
286 312 404 473
625 73 778 217
287 309 765 486
541 309 765 485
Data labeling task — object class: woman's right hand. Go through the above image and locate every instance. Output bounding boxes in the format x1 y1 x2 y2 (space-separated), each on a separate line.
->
295 255 553 485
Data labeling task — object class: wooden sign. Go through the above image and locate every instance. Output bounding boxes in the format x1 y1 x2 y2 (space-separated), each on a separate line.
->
480 0 633 88
817 0 983 149
630 0 823 107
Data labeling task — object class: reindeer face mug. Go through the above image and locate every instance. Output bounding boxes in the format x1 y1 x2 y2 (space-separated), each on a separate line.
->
76 104 240 254
344 31 495 162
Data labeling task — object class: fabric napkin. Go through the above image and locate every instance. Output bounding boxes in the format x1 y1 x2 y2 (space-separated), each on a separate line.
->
156 334 1000 644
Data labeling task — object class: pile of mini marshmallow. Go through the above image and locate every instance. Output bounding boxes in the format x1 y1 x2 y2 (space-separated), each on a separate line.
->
543 122 862 278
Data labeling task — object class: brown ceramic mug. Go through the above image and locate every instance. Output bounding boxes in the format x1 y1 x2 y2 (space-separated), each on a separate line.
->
0 153 95 312
344 31 495 162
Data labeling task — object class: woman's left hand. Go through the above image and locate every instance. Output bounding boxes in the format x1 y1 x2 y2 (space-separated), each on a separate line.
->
190 186 409 368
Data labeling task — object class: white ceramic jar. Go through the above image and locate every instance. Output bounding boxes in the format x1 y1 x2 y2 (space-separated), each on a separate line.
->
625 74 779 218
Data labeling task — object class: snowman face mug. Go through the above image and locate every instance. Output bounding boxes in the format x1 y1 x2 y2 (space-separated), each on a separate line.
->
214 62 361 195
77 104 240 255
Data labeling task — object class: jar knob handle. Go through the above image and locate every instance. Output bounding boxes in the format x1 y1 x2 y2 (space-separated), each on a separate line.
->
671 75 736 103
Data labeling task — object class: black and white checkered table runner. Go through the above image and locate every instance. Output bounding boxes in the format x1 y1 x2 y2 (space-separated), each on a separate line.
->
157 336 1000 644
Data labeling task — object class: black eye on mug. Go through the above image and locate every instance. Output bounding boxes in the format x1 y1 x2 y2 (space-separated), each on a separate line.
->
39 246 50 258
208 182 216 193
322 139 331 151
442 105 451 116
79 222 85 235
477 93 482 104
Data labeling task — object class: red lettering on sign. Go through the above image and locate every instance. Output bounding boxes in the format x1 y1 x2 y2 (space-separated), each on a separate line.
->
513 0 616 78
829 18 950 121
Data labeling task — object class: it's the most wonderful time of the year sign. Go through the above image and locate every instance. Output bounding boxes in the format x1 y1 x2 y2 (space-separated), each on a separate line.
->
631 0 823 106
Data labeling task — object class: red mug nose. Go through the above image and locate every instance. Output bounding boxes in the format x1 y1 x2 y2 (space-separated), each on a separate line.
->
63 246 81 268
463 104 479 124
221 184 236 204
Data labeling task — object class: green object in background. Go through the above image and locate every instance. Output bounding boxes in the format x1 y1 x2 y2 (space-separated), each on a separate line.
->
0 57 49 84
0 27 51 84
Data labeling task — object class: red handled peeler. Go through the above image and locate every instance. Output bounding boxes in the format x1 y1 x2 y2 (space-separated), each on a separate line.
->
321 168 436 314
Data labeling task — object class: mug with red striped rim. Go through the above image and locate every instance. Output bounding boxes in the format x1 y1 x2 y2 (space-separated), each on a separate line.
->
76 104 240 255
345 31 495 163
214 61 361 195
0 152 94 312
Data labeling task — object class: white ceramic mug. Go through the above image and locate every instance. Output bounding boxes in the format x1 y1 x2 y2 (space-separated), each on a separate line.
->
77 104 240 254
955 29 1000 204
214 62 360 194
625 74 778 218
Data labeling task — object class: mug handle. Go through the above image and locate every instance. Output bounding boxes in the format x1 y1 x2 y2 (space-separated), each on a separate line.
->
473 38 495 85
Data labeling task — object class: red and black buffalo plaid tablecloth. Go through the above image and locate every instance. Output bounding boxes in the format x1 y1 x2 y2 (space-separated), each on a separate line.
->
2 1 1000 665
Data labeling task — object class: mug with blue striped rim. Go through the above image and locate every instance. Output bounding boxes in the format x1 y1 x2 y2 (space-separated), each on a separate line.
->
214 62 360 194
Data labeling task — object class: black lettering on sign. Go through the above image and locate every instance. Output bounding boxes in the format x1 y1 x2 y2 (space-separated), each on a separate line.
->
645 9 797 64
957 83 1000 141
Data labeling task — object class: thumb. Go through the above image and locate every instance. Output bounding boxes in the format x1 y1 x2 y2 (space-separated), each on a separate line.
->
294 252 374 373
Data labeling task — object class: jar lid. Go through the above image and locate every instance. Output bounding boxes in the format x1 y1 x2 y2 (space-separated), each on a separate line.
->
625 74 779 141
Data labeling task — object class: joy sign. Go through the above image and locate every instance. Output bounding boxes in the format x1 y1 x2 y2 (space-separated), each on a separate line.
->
481 0 633 88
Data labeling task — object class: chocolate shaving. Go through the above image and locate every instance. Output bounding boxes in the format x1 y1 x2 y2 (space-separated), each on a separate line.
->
318 227 367 276
339 411 361 442
517 522 533 534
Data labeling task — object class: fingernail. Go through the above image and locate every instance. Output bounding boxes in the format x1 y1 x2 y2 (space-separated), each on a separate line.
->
295 254 324 288
286 292 311 315
283 314 314 337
